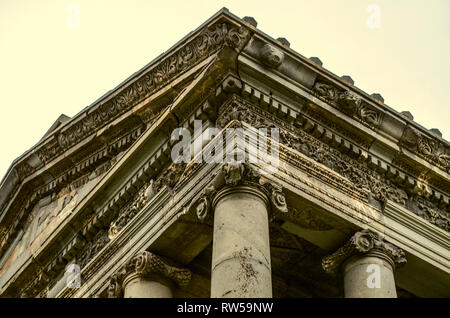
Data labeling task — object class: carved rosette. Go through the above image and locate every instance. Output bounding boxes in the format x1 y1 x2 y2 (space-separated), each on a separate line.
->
260 43 284 68
107 251 191 298
322 229 407 276
185 162 289 223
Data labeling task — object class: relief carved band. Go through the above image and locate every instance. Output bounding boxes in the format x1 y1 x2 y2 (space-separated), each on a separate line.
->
312 81 384 130
0 127 144 266
322 229 407 276
313 80 449 173
78 162 187 272
107 251 191 298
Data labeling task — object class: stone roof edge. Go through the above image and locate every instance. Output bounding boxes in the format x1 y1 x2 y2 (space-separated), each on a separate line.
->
1 7 448 204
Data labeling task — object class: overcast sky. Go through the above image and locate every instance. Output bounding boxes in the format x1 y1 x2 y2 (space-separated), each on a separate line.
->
0 0 449 180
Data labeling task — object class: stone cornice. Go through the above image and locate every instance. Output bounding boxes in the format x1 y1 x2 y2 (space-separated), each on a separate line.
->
0 13 253 290
322 229 407 276
58 135 447 298
216 75 449 196
107 251 191 298
1 10 250 184
241 30 450 165
238 30 449 173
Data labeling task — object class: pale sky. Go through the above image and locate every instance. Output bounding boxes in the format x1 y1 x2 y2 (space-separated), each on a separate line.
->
0 0 449 181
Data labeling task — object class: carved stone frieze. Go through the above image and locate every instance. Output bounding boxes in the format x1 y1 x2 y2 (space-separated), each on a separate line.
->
107 251 191 298
0 127 143 264
355 102 383 129
152 163 187 194
108 180 153 240
285 207 334 231
407 196 450 231
302 106 373 149
36 139 62 166
215 96 449 232
16 162 34 181
78 229 110 270
217 97 402 204
8 21 250 190
322 229 407 276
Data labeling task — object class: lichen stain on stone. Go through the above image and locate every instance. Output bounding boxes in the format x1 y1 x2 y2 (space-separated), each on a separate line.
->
233 247 259 295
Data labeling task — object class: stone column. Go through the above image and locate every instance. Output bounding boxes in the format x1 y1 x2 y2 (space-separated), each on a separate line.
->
322 229 407 298
211 185 272 297
190 162 288 298
107 251 191 298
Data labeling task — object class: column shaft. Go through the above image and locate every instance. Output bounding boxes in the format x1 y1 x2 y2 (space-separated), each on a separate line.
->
123 275 173 298
343 253 397 298
211 186 272 298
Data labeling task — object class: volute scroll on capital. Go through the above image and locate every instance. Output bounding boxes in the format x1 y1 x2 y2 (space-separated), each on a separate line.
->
183 162 289 223
107 251 191 298
321 229 407 276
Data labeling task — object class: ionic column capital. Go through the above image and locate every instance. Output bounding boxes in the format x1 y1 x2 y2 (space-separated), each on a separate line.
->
185 162 288 223
322 229 407 276
107 251 191 298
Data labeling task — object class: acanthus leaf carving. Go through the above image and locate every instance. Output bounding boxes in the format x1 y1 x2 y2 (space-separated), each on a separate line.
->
312 81 384 129
184 162 288 223
400 126 449 172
